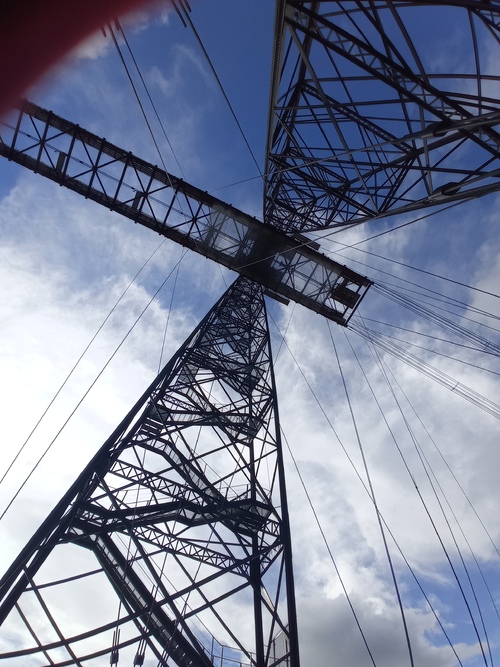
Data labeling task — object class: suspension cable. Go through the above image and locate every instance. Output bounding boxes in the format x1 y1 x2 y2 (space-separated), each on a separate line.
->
340 327 468 664
158 247 188 373
115 19 186 178
266 309 378 665
0 239 166 493
373 283 500 348
350 319 500 420
372 278 500 326
109 24 169 174
358 319 491 667
385 364 500 621
268 309 470 663
280 427 378 667
0 254 186 522
176 3 264 180
357 325 500 377
330 324 415 667
321 232 500 303
361 317 500 357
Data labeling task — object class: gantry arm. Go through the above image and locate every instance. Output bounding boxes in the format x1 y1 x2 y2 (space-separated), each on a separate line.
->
0 101 370 325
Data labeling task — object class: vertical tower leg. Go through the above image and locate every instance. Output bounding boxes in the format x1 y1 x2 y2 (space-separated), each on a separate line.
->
0 277 299 667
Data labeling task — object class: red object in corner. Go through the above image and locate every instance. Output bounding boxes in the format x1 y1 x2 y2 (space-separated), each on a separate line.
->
0 0 159 116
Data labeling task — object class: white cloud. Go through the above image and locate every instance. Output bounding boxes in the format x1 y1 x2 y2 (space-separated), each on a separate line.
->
298 594 484 667
1 3 500 666
70 30 113 61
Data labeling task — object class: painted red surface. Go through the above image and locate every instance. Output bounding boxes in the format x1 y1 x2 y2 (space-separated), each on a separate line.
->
0 0 161 116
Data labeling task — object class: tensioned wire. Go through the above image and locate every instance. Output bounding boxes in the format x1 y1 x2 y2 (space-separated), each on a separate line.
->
372 283 500 343
337 327 467 665
329 326 416 667
370 282 500 332
268 308 469 665
349 318 500 420
397 393 500 625
268 305 377 667
353 320 494 667
345 284 500 405
0 249 186 523
9 7 498 664
355 326 500 378
360 317 500 356
0 239 166 496
387 361 500 630
108 247 194 664
349 297 500 369
360 317 498 635
398 370 500 563
346 272 500 371
321 243 500 329
112 7 500 662
112 1 265 192
176 3 264 181
339 316 496 665
310 205 500 366
320 233 500 304
115 19 186 179
108 21 184 183
332 270 500 420
314 235 500 343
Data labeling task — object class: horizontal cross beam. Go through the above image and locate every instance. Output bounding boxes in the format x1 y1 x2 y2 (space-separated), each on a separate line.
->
0 101 371 325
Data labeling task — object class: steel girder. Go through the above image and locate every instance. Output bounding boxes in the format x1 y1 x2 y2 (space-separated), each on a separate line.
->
266 1 500 231
0 277 299 667
0 101 371 325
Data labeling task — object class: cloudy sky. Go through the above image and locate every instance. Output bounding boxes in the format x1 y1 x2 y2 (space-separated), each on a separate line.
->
1 2 500 666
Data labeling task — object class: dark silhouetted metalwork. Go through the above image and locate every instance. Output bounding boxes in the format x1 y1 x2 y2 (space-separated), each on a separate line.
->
4 3 500 666
266 1 500 231
0 278 299 667
0 101 371 325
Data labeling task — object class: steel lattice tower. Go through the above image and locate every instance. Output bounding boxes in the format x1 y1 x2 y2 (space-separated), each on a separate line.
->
2 2 500 666
0 277 299 667
266 1 500 231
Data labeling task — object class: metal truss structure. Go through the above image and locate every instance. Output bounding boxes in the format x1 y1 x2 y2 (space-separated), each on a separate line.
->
3 2 500 667
0 277 299 667
266 1 500 232
0 101 370 326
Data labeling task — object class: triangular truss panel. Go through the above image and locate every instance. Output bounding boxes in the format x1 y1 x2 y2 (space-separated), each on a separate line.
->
0 277 299 667
266 1 500 231
0 100 371 325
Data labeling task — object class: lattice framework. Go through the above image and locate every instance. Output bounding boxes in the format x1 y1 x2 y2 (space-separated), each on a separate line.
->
266 1 500 231
0 278 299 667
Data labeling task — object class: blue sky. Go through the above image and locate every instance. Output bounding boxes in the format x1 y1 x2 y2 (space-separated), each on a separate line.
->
1 2 500 666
